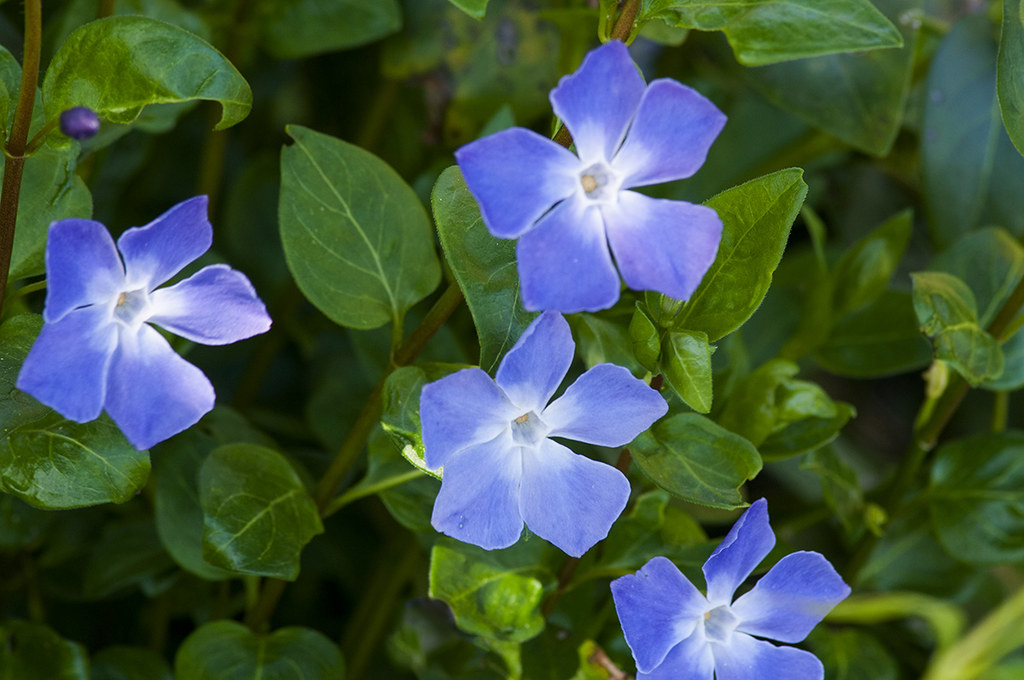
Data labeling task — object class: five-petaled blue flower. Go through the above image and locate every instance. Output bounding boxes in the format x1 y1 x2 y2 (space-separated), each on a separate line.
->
456 41 726 313
17 196 271 451
610 499 850 680
420 312 667 557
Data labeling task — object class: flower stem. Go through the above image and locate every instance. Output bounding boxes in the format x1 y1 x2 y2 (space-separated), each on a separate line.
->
0 0 42 317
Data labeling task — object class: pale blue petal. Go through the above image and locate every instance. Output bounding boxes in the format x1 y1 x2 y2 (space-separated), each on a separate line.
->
611 556 709 673
420 368 517 469
104 325 215 450
732 552 851 643
543 364 666 446
604 192 722 301
550 41 645 164
43 219 124 323
637 629 715 680
517 197 620 313
16 307 117 422
117 196 212 290
495 312 573 413
703 499 775 605
711 633 823 680
455 128 579 239
148 264 271 345
614 79 726 187
519 439 629 557
430 433 524 551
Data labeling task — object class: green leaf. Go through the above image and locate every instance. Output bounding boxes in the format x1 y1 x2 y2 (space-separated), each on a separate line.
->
570 312 642 374
911 271 1004 385
428 539 553 643
92 646 174 680
661 330 713 413
815 290 932 377
42 16 251 130
930 228 1024 329
199 443 323 580
631 413 762 509
667 169 807 341
82 519 175 599
432 166 537 372
0 621 88 680
629 304 661 372
927 431 1024 564
259 0 401 58
365 428 438 534
642 0 903 66
594 491 707 575
381 363 464 478
744 0 919 156
0 316 149 509
805 629 899 680
175 621 344 680
801 448 865 540
832 209 913 316
280 125 440 330
447 0 489 19
998 0 1024 156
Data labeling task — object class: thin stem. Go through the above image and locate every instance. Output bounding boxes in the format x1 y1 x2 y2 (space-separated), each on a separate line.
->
0 0 43 315
23 118 58 156
991 391 1008 433
322 469 424 518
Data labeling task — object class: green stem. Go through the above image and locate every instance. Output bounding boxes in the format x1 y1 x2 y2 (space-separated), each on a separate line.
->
322 469 424 518
991 391 1009 433
0 0 42 316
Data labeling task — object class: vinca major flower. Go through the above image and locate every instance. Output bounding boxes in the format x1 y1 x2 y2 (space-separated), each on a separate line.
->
419 312 667 557
17 196 272 451
456 41 726 312
611 499 850 680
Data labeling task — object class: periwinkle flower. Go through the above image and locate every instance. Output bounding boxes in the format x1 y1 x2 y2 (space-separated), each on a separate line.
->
610 499 850 680
17 196 271 450
455 41 726 313
59 107 100 140
419 312 667 557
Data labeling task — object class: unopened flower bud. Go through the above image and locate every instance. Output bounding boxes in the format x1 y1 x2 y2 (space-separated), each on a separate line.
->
59 107 100 140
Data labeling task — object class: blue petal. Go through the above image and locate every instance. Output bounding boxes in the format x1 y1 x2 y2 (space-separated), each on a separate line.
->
495 312 573 413
550 41 645 164
117 196 212 290
603 192 722 301
703 498 775 605
638 630 715 680
611 556 709 674
43 219 124 323
731 551 852 643
519 439 629 557
104 325 215 450
543 364 666 446
430 433 524 551
614 79 726 187
420 368 517 469
16 307 117 422
455 128 579 239
711 633 824 680
517 197 620 313
148 264 271 345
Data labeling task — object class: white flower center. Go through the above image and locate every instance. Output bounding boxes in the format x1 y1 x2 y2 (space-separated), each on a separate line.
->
703 604 739 643
510 411 549 447
578 161 620 203
113 288 152 329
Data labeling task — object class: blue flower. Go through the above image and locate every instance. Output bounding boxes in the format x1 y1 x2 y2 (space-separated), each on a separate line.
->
610 499 851 680
419 312 667 557
17 196 271 450
455 41 726 313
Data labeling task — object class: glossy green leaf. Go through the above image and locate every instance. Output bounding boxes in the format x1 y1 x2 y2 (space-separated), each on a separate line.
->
662 329 713 413
260 0 401 59
912 271 1004 385
42 16 251 130
432 166 537 372
832 209 913 316
998 0 1024 155
428 539 553 643
381 363 464 478
0 621 88 680
642 0 903 65
668 169 807 341
448 0 489 18
570 312 642 374
595 491 707 575
175 621 344 679
927 431 1024 564
199 443 323 580
631 413 762 509
815 290 932 377
92 646 174 680
0 316 149 509
629 304 661 372
280 125 440 330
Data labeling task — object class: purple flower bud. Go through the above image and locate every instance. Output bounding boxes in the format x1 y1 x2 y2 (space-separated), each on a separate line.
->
59 107 100 140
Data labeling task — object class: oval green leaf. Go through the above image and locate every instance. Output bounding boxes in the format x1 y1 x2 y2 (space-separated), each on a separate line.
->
662 329 713 414
998 0 1024 156
0 621 88 680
